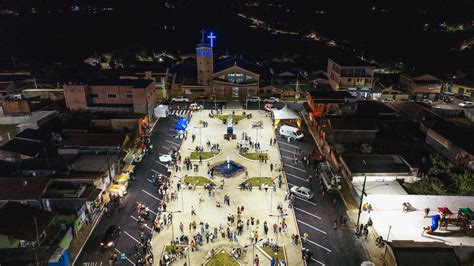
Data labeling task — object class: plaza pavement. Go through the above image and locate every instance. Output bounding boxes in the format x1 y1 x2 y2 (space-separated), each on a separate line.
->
151 109 304 265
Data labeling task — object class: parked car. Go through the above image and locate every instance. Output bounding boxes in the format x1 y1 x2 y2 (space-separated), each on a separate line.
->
443 96 453 103
455 95 471 101
159 154 173 163
279 125 304 141
190 103 203 110
421 99 433 105
171 96 190 103
264 97 280 103
101 225 121 249
459 101 473 108
247 96 261 102
290 186 314 200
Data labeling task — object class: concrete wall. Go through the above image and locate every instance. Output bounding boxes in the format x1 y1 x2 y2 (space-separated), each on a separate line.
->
89 85 133 105
365 194 474 212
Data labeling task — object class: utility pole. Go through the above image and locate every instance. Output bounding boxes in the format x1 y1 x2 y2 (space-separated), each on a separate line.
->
356 165 367 229
169 210 181 245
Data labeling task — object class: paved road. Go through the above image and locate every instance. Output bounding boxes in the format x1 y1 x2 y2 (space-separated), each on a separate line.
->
76 116 182 265
276 123 368 266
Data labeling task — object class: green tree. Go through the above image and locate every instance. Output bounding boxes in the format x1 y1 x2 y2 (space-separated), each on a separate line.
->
452 171 474 196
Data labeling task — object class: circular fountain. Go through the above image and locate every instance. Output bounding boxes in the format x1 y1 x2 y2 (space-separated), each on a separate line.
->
212 157 245 178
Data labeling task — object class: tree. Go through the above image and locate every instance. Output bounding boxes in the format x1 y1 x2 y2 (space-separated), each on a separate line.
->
452 171 474 196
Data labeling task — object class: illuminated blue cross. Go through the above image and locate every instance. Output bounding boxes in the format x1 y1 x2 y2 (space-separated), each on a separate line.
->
207 32 216 48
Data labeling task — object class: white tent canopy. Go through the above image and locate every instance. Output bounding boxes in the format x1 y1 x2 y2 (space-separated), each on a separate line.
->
154 105 169 118
272 104 300 120
272 104 302 128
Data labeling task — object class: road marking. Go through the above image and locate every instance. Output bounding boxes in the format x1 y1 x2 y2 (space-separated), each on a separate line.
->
297 220 327 235
281 155 293 160
147 179 153 183
165 139 181 146
294 196 318 207
311 257 325 266
279 147 295 154
288 182 297 187
114 248 135 265
278 141 299 149
286 172 309 182
124 230 141 244
303 238 332 253
294 207 322 220
134 203 158 216
155 161 168 167
285 164 306 173
130 216 153 231
161 145 170 150
141 189 160 200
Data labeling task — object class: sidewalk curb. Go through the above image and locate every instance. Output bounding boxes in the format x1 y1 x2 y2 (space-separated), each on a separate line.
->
72 208 105 266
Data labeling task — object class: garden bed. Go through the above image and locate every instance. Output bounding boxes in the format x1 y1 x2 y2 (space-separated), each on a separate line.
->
204 249 239 266
241 152 268 160
261 246 285 261
243 177 273 187
183 176 215 186
190 151 219 160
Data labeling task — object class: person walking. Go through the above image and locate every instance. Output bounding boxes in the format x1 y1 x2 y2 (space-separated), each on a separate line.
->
254 254 260 266
191 206 196 216
333 219 338 230
270 163 274 172
303 232 309 244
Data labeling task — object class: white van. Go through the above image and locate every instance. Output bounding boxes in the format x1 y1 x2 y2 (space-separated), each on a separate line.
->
279 125 304 141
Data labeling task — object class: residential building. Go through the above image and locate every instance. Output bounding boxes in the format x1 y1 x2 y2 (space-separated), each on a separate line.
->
63 79 157 116
320 118 379 143
327 57 375 97
399 73 443 101
383 241 460 266
339 154 416 183
0 177 50 208
305 90 356 118
450 79 474 98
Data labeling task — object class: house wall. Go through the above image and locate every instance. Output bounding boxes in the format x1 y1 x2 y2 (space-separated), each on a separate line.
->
399 75 442 99
451 83 474 97
365 194 474 212
327 59 374 91
89 85 133 105
425 128 473 164
64 85 88 110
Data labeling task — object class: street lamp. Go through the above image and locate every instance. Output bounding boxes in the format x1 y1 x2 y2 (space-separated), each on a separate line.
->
244 238 263 265
269 213 288 248
168 210 182 246
356 160 368 230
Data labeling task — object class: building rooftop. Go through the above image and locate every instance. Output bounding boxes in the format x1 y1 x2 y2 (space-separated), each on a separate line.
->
340 154 412 176
307 90 356 103
0 201 56 241
0 138 44 157
387 241 460 266
0 246 58 265
0 177 50 200
214 57 265 75
401 73 443 84
51 171 104 180
86 79 154 89
356 101 397 115
43 181 99 199
328 118 379 131
62 133 127 148
73 155 120 173
329 55 376 67
429 120 474 154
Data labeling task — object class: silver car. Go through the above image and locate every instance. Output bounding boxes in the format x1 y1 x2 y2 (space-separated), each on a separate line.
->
290 186 314 200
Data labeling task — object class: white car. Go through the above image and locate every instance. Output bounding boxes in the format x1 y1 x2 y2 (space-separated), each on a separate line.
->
264 97 280 103
247 96 261 103
421 99 433 105
458 101 473 108
190 103 203 110
290 186 314 200
158 154 172 163
171 96 190 103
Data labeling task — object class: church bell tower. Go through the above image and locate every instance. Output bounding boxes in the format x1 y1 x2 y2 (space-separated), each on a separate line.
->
196 30 214 86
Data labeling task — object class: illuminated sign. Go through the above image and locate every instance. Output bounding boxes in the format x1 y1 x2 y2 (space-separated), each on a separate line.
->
207 32 216 48
197 49 211 57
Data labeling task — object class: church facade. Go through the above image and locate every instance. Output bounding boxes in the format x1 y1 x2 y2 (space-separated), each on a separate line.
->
171 32 266 101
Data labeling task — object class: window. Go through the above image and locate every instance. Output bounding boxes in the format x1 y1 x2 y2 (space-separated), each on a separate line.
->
90 93 98 98
348 78 352 82
126 93 133 99
107 93 117 98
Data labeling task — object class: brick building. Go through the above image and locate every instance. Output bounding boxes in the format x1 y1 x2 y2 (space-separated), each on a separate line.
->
327 57 375 98
63 79 156 115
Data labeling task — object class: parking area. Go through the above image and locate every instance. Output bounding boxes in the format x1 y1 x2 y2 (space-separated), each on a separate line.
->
275 123 368 265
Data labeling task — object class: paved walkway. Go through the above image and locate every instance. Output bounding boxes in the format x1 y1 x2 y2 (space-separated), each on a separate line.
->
151 109 304 265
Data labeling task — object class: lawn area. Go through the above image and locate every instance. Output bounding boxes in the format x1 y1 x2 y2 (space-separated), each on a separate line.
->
215 114 247 123
241 152 268 160
261 246 285 261
243 177 273 187
190 151 219 160
164 245 186 253
184 176 214 186
205 250 239 266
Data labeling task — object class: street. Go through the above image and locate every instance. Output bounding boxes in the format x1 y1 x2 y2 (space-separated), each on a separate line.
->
276 123 368 265
76 116 181 265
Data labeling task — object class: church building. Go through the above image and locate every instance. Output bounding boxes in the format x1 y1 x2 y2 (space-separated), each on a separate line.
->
170 31 269 100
